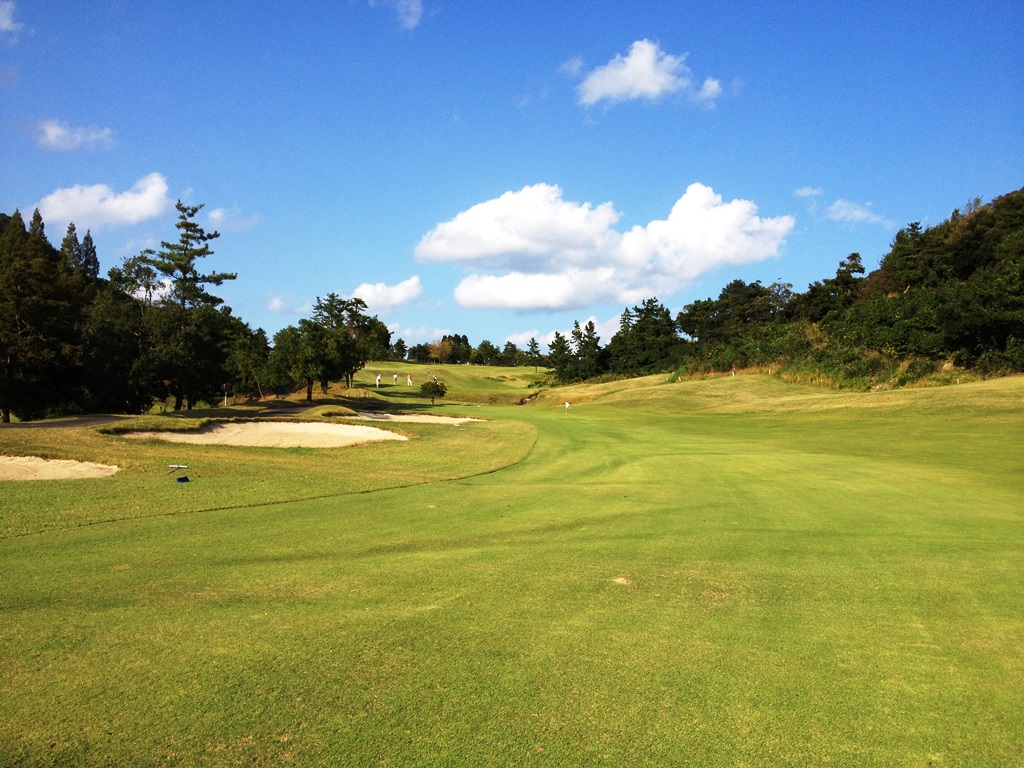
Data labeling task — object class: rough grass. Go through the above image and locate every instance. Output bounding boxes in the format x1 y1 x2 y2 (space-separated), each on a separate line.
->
1 371 1022 766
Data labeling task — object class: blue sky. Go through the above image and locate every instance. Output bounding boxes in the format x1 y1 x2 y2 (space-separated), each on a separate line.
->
2 1 1021 348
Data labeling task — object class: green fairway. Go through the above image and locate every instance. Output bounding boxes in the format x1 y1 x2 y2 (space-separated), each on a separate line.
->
1 370 1022 766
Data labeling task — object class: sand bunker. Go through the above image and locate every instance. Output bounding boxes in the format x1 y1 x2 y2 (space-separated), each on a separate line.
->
353 412 481 425
0 455 119 481
121 421 409 448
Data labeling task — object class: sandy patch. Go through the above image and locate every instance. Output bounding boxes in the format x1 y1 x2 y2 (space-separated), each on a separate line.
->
354 412 481 425
0 455 119 481
121 421 408 448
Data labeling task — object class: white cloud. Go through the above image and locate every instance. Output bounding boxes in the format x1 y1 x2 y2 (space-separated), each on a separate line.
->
417 183 621 267
36 172 171 230
350 276 423 311
388 325 451 344
576 39 720 108
505 329 543 347
416 182 794 311
266 294 313 316
35 119 113 151
267 295 290 313
794 186 823 198
826 199 894 227
0 1 24 37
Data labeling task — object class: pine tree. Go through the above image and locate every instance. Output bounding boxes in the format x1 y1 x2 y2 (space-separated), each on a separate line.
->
146 200 235 309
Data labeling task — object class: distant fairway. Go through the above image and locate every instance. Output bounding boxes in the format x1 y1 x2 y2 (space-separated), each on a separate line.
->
1 369 1022 766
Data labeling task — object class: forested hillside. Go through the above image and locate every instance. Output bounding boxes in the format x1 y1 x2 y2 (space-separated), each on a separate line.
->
550 186 1024 388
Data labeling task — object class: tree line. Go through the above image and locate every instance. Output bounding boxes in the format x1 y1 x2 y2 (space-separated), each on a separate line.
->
546 187 1024 387
0 201 396 421
3 186 1020 420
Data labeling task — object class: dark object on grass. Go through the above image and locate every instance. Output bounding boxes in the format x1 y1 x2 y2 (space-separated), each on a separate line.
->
420 381 447 404
176 476 190 483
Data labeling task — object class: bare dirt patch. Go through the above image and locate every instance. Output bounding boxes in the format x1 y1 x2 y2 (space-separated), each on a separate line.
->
121 421 409 448
0 455 119 481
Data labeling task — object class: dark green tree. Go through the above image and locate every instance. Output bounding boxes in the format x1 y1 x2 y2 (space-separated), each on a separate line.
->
473 340 500 365
139 201 237 409
607 297 681 375
0 210 89 420
390 337 407 361
526 337 541 371
500 341 521 366
547 331 571 381
420 380 447 404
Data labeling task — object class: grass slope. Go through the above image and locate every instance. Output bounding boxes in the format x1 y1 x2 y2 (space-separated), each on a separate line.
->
1 371 1022 766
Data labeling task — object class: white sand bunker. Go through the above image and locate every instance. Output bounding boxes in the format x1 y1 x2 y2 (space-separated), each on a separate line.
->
122 421 408 448
354 412 481 425
0 455 119 481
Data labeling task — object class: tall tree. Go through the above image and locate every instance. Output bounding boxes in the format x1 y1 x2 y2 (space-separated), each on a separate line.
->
527 337 541 371
608 297 680 375
390 337 407 361
0 210 87 420
547 331 571 382
141 201 237 410
473 340 500 365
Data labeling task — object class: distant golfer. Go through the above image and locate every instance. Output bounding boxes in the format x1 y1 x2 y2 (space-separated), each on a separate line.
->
375 374 381 388
393 373 398 385
407 374 413 386
565 401 571 411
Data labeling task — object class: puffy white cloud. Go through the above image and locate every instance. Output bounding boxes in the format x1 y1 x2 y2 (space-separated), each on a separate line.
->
826 199 894 227
35 119 113 151
417 182 794 311
350 275 423 310
416 183 621 268
36 172 171 230
576 39 720 108
267 295 289 313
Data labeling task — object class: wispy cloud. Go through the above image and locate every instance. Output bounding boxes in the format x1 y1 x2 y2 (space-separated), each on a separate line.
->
36 172 172 230
207 205 261 232
368 0 423 30
559 56 584 78
575 39 721 109
266 294 313 316
0 1 24 39
416 182 793 311
826 199 894 228
35 119 114 151
794 186 823 198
